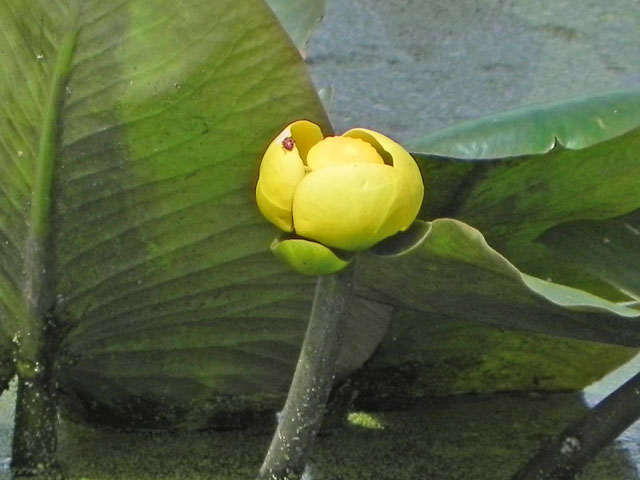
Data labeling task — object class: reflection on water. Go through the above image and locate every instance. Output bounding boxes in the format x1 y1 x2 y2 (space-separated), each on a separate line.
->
583 352 640 478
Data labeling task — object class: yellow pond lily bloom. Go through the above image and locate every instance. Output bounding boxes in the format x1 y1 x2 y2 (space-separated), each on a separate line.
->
256 120 424 268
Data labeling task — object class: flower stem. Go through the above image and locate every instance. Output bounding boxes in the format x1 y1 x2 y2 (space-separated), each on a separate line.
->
511 370 640 480
258 265 355 480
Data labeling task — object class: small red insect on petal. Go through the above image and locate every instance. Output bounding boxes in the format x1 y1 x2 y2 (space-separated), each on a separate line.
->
282 136 295 151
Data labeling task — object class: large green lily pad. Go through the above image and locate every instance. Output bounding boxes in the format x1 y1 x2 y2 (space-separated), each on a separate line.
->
354 220 639 400
0 0 356 427
359 220 640 343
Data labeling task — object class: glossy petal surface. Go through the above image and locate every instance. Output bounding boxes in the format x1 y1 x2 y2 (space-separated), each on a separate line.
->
289 119 325 164
293 163 403 250
307 136 383 170
345 128 424 230
256 130 306 231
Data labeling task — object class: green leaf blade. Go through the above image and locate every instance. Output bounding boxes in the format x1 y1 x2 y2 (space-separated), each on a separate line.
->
353 218 640 400
358 219 640 346
56 1 322 425
408 89 640 159
357 311 635 401
0 2 85 367
539 211 640 300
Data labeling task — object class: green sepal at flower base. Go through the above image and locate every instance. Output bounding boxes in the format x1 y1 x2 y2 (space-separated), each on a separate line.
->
256 120 425 274
271 237 353 276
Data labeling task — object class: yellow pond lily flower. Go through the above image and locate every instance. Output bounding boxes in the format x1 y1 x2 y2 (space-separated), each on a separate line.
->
256 120 424 272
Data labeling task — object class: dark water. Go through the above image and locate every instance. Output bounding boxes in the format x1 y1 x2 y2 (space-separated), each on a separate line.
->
1 361 640 480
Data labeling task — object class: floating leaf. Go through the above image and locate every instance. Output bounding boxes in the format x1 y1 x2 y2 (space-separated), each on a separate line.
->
408 89 640 159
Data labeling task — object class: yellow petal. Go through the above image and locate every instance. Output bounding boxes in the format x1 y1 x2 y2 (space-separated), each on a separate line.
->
271 237 352 275
306 136 383 170
292 163 404 251
256 121 323 231
344 128 424 230
290 120 325 164
256 178 295 231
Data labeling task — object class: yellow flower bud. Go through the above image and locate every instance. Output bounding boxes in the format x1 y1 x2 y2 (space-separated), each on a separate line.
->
256 120 424 267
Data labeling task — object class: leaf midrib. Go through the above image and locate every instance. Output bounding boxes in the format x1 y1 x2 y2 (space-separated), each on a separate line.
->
20 8 80 361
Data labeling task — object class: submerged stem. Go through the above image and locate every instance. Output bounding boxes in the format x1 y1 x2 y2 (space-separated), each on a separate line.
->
258 265 355 480
11 374 58 477
512 370 640 480
11 312 61 478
